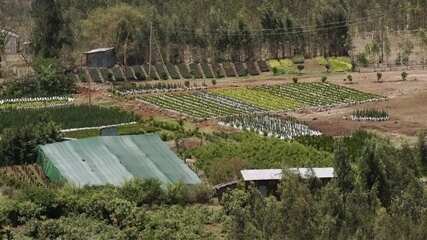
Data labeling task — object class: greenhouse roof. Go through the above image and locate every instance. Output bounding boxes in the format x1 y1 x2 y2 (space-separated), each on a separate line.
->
37 134 201 187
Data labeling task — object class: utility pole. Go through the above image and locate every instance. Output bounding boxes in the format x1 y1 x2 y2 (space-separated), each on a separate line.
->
148 22 153 81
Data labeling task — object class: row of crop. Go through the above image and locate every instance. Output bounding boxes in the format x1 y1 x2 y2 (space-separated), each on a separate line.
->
257 82 382 108
0 105 138 131
211 88 300 111
351 109 390 121
219 113 322 140
113 82 208 96
140 93 247 118
0 96 74 109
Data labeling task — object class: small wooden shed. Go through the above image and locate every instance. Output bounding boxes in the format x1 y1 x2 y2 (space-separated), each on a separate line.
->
84 47 116 68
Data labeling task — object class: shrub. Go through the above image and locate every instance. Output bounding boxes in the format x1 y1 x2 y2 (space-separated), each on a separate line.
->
120 179 165 206
185 184 213 204
166 182 188 205
297 64 304 74
325 63 331 73
293 77 298 83
401 71 408 81
321 76 327 82
0 120 62 166
292 55 305 64
377 72 383 82
211 79 217 86
347 74 353 82
357 53 369 67
184 80 190 88
268 59 297 75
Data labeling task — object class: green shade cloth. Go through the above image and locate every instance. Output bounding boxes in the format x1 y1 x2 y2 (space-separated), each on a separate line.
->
37 134 201 187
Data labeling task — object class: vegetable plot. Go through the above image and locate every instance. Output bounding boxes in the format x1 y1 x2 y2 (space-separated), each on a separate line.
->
220 113 321 139
138 83 383 119
257 82 382 108
139 92 263 119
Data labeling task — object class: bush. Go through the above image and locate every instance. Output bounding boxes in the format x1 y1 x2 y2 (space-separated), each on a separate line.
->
347 74 353 82
401 72 408 81
211 79 217 86
268 59 297 75
119 179 165 206
357 53 369 67
166 183 188 205
0 120 62 166
293 77 298 83
292 55 305 64
184 80 190 88
297 64 304 74
321 76 327 82
377 72 383 82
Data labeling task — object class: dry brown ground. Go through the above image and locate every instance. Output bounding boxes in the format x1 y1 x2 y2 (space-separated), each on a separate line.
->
289 71 427 140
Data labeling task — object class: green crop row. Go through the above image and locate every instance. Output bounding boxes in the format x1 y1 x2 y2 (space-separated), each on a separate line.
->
0 105 138 131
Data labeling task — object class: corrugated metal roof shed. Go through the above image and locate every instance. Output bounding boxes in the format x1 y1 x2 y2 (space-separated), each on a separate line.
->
84 47 115 54
241 168 335 181
37 134 201 187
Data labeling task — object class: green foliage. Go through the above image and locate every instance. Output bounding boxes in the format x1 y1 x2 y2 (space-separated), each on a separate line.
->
0 58 76 98
120 179 165 206
31 0 71 58
188 132 333 184
417 131 427 172
352 109 389 120
356 52 369 67
316 57 352 72
269 59 298 75
0 105 137 132
0 119 62 166
223 131 427 239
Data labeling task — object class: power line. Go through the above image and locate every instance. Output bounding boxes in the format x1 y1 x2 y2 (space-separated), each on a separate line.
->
153 14 386 38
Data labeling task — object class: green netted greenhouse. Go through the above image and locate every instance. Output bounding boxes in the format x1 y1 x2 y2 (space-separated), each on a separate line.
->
37 134 201 186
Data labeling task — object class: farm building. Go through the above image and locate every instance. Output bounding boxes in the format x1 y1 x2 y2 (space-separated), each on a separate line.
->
240 168 335 196
0 30 19 55
84 47 116 68
37 134 201 187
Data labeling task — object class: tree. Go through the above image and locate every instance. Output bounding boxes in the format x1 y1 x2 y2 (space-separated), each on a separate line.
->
81 4 145 66
31 0 71 58
418 130 427 172
333 141 354 193
357 141 391 206
0 118 62 166
278 171 317 239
